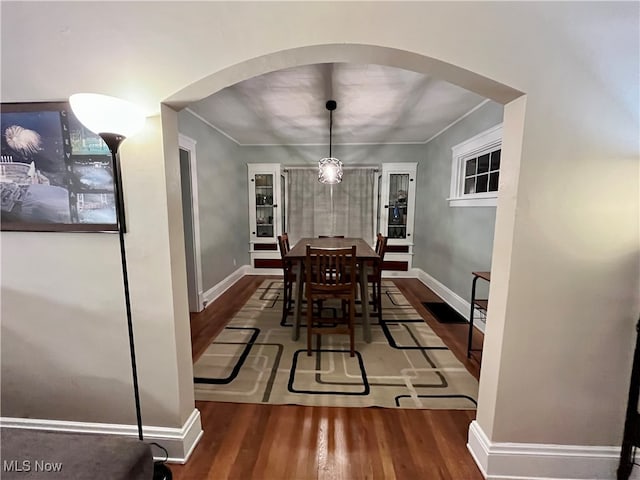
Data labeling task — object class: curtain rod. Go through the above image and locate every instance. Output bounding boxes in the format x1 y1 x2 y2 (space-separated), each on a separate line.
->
283 165 379 172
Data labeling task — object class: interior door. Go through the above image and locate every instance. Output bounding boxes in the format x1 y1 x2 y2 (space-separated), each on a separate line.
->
179 146 200 312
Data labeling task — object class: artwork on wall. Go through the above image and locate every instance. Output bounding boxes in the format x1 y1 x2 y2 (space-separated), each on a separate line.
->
0 102 118 232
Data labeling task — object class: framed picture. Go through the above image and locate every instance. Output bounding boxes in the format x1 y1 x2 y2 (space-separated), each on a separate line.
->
0 101 118 232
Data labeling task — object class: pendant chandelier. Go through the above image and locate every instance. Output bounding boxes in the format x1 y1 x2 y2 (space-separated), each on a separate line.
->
318 100 343 184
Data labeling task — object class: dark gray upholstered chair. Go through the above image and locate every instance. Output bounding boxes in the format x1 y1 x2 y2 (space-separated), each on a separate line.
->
0 428 153 479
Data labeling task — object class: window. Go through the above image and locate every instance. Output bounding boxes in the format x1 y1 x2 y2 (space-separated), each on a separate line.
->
287 168 376 242
449 123 502 207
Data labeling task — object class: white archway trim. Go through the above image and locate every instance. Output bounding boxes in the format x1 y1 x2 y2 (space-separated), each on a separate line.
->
161 42 527 468
165 44 523 110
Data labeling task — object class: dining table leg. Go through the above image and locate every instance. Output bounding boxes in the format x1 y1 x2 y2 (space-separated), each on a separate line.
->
359 261 371 343
292 260 304 341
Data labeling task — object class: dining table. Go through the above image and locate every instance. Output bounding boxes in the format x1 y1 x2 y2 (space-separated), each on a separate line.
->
284 237 379 343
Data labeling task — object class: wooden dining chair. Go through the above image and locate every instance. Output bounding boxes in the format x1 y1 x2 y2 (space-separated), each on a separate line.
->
277 233 296 323
304 245 357 356
316 236 346 312
369 233 388 318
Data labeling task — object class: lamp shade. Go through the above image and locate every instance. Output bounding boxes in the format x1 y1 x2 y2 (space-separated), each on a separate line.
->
69 93 146 138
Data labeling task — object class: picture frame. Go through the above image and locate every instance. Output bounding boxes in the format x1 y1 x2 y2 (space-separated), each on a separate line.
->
0 101 118 232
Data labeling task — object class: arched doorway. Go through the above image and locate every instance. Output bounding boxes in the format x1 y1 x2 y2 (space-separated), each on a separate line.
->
161 42 525 456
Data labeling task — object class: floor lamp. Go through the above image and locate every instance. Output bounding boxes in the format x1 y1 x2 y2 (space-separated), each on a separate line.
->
69 93 172 480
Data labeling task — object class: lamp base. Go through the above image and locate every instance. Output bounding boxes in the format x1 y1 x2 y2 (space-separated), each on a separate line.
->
153 462 172 480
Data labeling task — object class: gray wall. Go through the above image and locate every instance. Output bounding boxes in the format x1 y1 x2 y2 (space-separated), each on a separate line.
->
242 142 424 238
241 118 503 307
1 112 196 431
413 101 504 304
2 1 636 456
178 111 249 292
242 105 502 307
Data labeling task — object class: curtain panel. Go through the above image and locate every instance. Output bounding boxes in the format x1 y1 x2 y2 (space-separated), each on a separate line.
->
287 168 376 244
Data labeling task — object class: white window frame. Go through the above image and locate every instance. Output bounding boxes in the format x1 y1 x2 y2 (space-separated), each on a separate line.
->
448 123 502 207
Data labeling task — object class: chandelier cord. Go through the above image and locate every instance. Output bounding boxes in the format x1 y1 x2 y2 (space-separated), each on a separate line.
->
318 99 342 185
329 108 333 158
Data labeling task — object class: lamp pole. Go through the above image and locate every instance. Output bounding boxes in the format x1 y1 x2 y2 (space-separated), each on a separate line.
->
101 132 143 442
69 93 172 479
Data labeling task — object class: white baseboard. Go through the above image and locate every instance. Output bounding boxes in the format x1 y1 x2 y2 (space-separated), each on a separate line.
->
247 267 283 275
248 267 421 278
0 408 203 464
226 266 484 335
415 268 486 332
382 267 420 278
467 420 621 480
202 265 250 309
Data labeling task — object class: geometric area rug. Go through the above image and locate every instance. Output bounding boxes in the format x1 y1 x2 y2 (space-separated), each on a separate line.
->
193 279 478 409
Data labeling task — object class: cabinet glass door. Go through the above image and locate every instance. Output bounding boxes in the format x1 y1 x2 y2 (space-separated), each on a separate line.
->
254 173 275 239
387 173 409 239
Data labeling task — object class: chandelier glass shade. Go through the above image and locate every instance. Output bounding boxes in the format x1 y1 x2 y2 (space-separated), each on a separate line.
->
318 157 343 184
318 100 342 184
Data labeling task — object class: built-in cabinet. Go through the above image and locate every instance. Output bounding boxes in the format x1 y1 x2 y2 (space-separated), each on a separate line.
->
247 162 417 273
248 163 284 270
378 162 417 272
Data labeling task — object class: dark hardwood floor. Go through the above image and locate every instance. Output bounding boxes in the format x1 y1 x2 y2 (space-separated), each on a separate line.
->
393 278 484 380
190 275 267 363
175 275 484 480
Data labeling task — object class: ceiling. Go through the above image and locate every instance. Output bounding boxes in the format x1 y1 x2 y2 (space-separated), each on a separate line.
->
187 63 487 146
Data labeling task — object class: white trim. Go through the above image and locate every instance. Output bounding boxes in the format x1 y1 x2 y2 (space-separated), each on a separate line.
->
423 99 491 144
184 108 241 145
379 162 418 250
186 102 491 147
282 165 380 170
242 140 425 147
247 163 282 244
0 408 203 464
178 134 204 311
202 265 250 308
282 169 289 233
381 268 420 278
213 266 483 321
248 267 283 275
449 123 502 208
374 169 382 244
416 268 486 329
448 197 497 207
246 266 422 277
467 421 621 480
452 123 503 157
